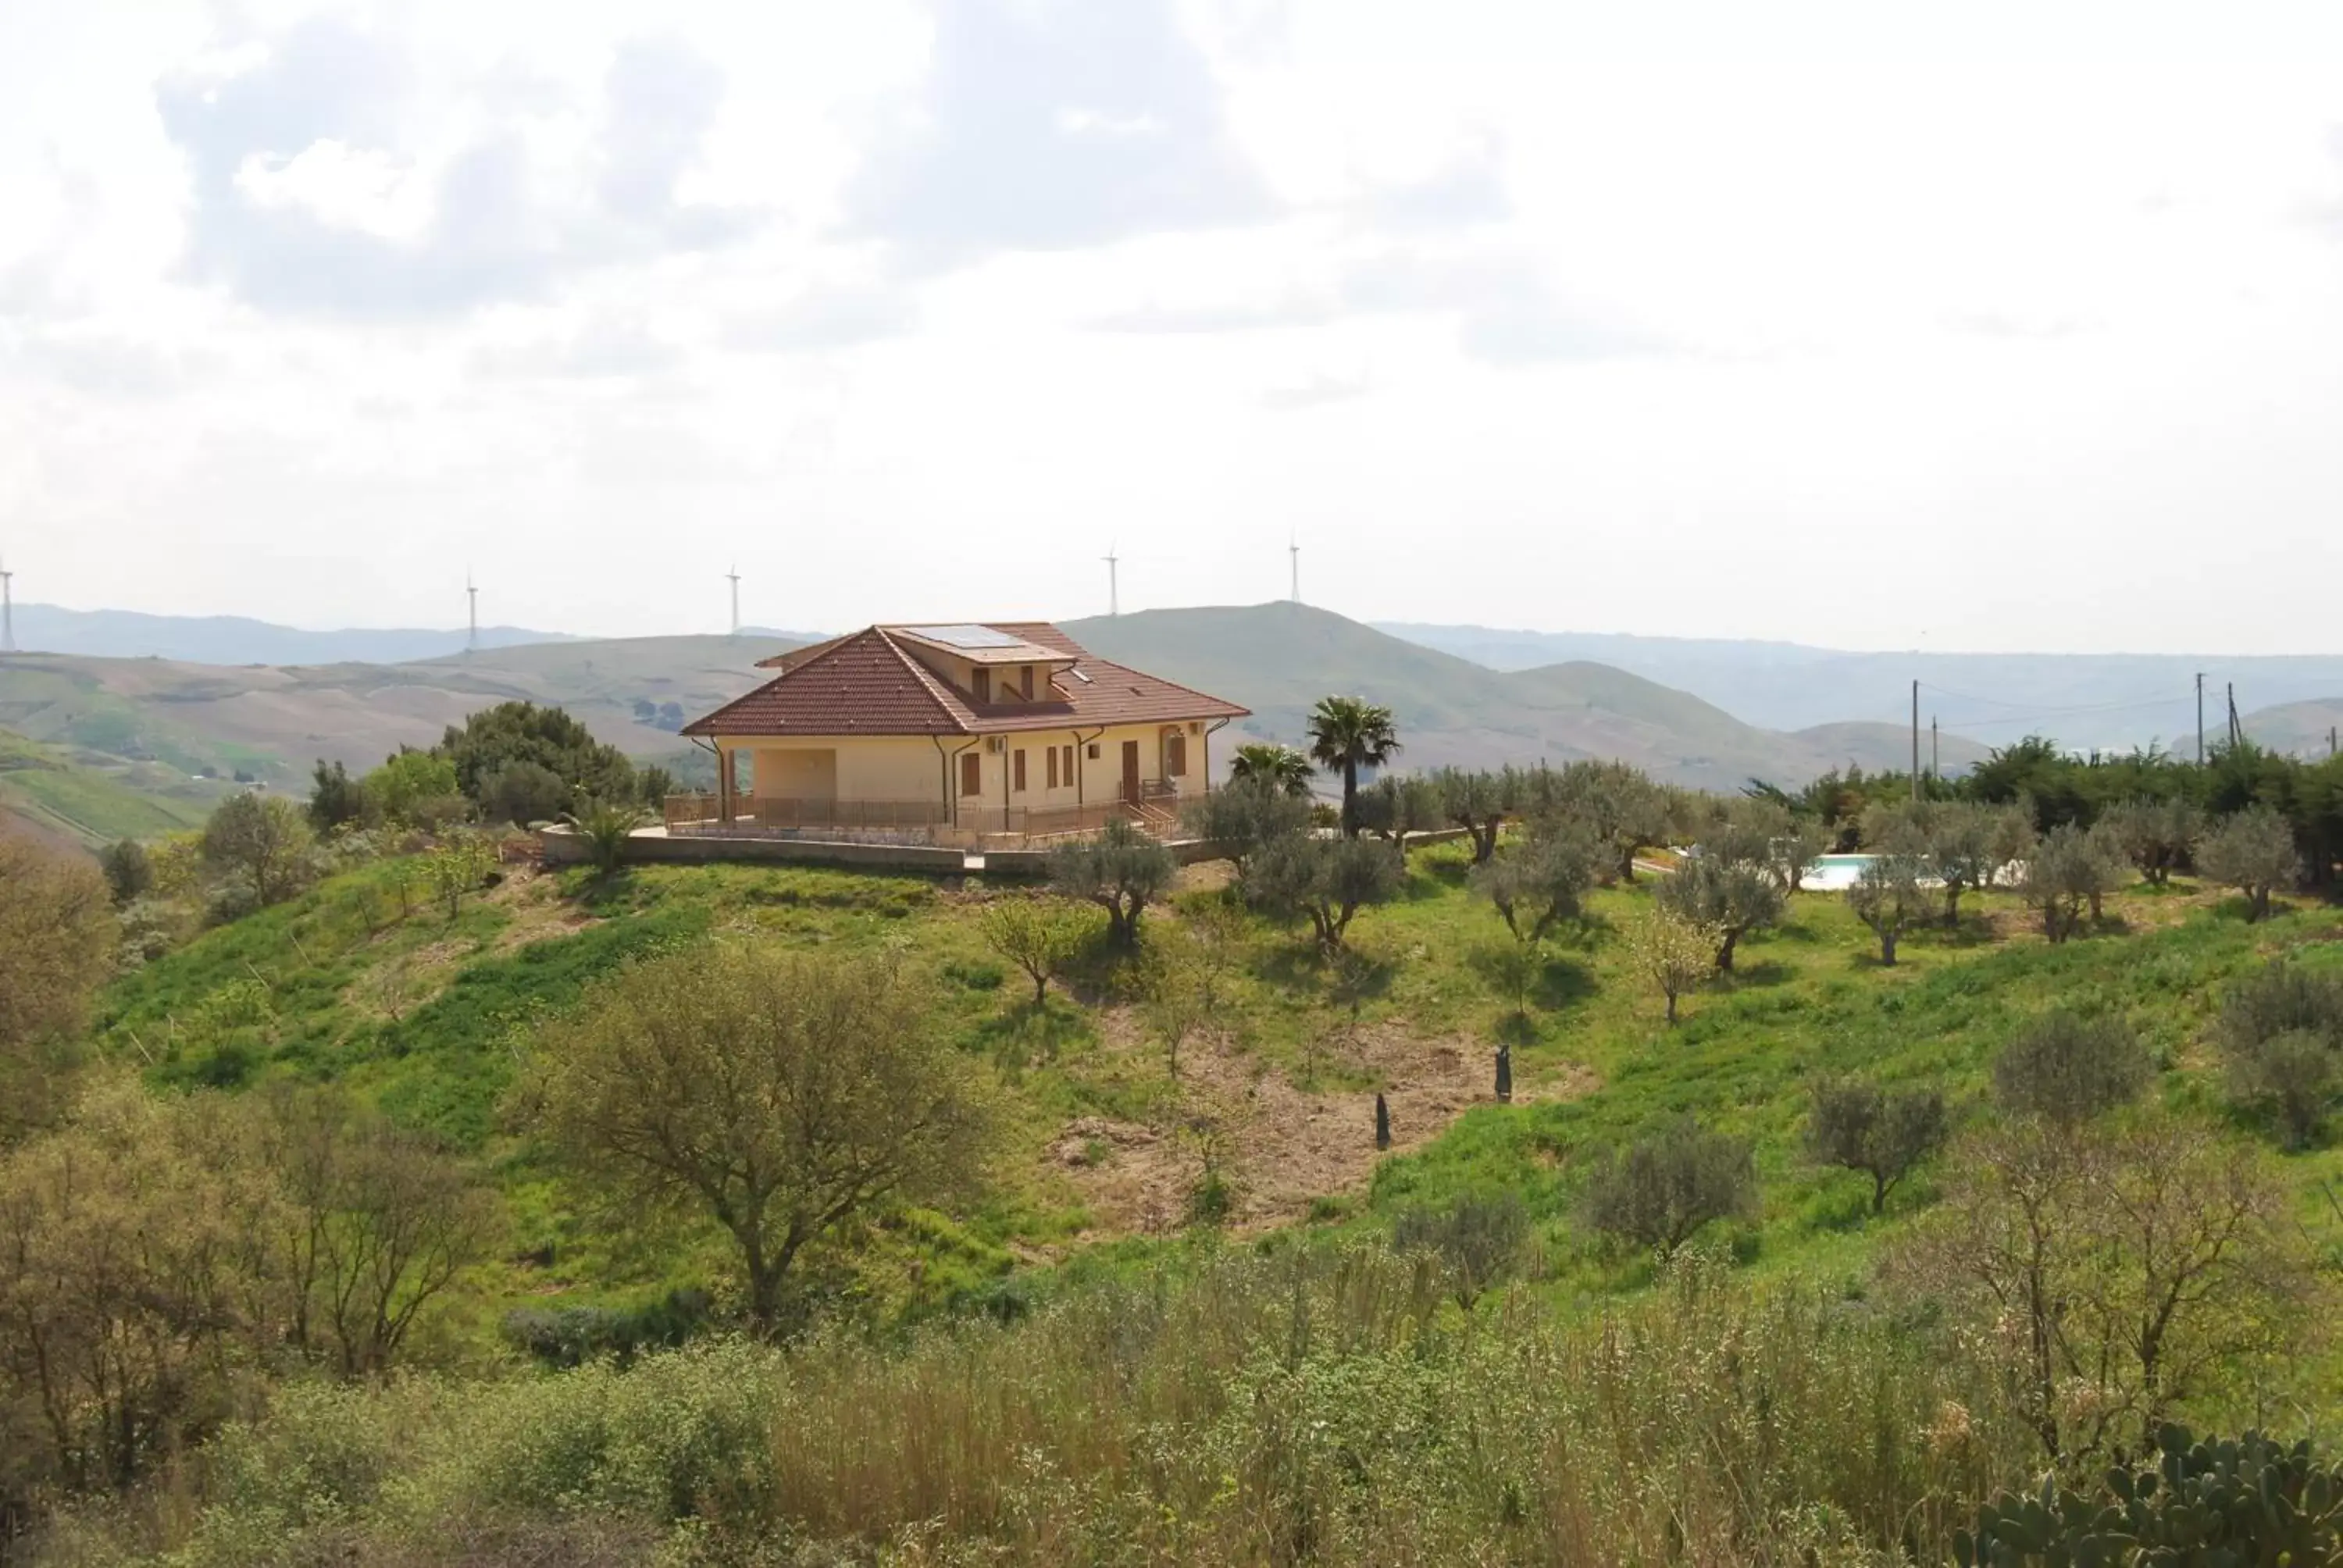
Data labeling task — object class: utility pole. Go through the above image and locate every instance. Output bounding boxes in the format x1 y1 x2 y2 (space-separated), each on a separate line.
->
726 564 741 636
2227 682 2241 750
1103 546 1119 617
0 553 13 655
1931 715 1938 781
2195 672 2205 767
1910 679 1920 800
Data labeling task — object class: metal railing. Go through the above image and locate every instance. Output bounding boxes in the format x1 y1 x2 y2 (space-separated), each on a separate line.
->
663 783 1208 847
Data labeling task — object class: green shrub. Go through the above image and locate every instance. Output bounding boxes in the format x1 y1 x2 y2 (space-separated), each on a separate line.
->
1992 1009 2150 1128
1392 1190 1530 1306
2215 960 2343 1146
1581 1117 1756 1254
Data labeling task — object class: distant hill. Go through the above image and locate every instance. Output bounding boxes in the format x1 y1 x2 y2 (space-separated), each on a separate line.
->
1378 621 2343 754
0 726 222 848
1065 602 1944 790
2238 699 2343 760
6 604 587 665
0 635 801 789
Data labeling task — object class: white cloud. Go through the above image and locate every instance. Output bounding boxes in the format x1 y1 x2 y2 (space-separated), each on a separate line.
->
3 0 2343 657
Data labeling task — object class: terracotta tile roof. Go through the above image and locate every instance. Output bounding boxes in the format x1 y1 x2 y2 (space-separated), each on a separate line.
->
685 622 1248 739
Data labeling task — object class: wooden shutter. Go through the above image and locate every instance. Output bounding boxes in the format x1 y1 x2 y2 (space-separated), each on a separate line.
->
1046 746 1058 789
1013 749 1027 793
1166 733 1187 777
960 753 981 796
973 668 990 703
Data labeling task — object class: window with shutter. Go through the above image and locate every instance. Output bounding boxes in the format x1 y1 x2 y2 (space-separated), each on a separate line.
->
1047 747 1058 789
1166 734 1186 777
960 754 981 796
1013 750 1027 793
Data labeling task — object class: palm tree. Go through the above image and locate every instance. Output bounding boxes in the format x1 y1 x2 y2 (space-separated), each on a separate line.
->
1229 743 1315 800
1305 696 1401 837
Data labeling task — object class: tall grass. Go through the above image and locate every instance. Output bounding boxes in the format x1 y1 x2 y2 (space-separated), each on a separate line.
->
36 1245 2020 1567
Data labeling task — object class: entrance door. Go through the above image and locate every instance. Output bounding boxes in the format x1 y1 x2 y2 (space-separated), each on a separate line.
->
1120 739 1141 804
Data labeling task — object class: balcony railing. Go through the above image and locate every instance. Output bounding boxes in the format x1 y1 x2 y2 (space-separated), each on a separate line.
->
663 782 1207 847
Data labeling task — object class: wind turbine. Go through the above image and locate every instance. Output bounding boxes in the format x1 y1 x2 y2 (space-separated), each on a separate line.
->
1289 532 1300 604
726 563 741 636
0 551 14 654
465 570 479 652
1103 544 1119 617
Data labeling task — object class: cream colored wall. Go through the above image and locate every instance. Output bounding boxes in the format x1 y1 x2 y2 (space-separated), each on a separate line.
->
723 736 950 804
721 723 1219 817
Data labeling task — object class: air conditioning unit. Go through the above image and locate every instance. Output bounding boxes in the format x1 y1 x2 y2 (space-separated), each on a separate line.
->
985 736 1005 754
1188 722 1204 734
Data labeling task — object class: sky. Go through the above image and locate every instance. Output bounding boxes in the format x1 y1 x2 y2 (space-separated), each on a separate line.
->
2 0 2341 654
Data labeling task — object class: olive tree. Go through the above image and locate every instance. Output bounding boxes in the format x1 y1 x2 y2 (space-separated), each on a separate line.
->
1181 776 1311 876
1247 832 1402 949
2195 806 2299 921
1432 767 1513 864
1992 1009 2152 1128
521 944 993 1335
1358 772 1443 860
1846 853 1933 964
2099 797 2201 887
1050 818 1177 946
1470 820 1601 944
1805 1079 1947 1213
1552 760 1670 883
2020 822 2123 943
1655 852 1784 972
2213 960 2343 1147
1581 1117 1756 1254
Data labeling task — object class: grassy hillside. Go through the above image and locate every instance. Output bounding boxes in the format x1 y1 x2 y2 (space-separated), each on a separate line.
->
0 725 221 846
1067 602 1922 788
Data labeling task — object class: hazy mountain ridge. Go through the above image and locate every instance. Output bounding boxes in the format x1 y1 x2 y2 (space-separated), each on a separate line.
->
1377 620 2343 755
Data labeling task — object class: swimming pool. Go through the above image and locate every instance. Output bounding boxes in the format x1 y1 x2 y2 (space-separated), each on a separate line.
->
1800 853 1878 891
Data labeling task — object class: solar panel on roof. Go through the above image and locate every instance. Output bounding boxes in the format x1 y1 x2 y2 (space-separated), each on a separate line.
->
913 624 1022 650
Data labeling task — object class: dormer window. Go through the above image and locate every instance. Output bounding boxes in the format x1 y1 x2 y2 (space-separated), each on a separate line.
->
972 668 991 703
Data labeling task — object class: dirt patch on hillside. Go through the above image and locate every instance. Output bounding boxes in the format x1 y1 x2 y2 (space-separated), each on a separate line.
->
1050 1014 1596 1238
486 867 603 951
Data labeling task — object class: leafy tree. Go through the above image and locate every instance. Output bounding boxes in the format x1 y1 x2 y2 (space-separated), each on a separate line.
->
1553 759 1672 882
425 832 496 919
1358 772 1443 858
96 838 152 905
1728 797 1833 891
307 758 374 832
1655 852 1784 972
1806 1079 1947 1213
1247 832 1402 949
1181 776 1311 875
2213 960 2343 1148
0 835 114 1142
1943 800 2027 923
1992 1009 2151 1128
520 944 993 1335
1846 853 1932 965
563 798 647 879
1049 818 1175 946
1581 1117 1756 1254
633 764 676 807
2195 805 2298 921
979 895 1093 1005
2099 796 2201 886
434 700 635 814
1623 907 1715 1025
2019 821 2122 943
1393 1191 1530 1308
1895 1117 2310 1464
364 749 464 825
1471 820 1600 944
1305 695 1401 837
1227 742 1314 798
200 791 318 907
479 761 573 827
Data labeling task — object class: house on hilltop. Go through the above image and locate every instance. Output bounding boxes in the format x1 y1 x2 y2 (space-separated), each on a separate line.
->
674 622 1248 846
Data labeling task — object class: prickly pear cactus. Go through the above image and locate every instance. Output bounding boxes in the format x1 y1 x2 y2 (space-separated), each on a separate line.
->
1953 1424 2342 1566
